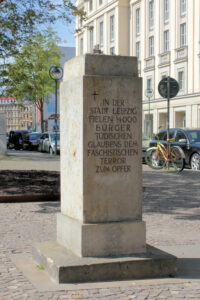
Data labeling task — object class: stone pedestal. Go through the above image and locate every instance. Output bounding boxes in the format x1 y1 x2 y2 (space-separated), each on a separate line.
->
0 113 7 155
33 55 177 283
58 54 145 257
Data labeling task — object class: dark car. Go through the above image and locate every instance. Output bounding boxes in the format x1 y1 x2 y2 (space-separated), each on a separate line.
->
150 128 200 170
8 130 29 150
22 132 42 150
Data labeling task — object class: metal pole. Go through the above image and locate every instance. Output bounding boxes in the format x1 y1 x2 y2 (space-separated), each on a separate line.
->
148 96 151 139
55 79 57 155
167 76 170 169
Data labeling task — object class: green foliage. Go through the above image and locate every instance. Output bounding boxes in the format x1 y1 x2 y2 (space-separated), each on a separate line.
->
36 264 45 270
1 28 62 104
0 0 86 60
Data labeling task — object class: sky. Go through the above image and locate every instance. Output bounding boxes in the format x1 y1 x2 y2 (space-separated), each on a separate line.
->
54 18 76 48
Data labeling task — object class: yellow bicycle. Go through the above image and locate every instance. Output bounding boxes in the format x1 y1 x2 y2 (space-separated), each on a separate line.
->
145 138 185 172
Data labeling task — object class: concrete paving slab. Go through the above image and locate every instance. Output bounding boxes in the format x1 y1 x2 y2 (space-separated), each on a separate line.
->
10 253 185 292
159 245 200 279
32 241 177 283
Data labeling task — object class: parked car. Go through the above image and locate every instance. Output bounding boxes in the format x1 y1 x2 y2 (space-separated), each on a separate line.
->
22 132 42 150
38 132 60 154
7 130 28 150
150 128 200 170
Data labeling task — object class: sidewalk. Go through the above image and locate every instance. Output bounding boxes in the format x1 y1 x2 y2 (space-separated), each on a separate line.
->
0 163 200 299
0 150 60 171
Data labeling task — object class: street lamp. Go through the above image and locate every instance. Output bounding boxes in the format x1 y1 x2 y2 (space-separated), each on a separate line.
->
49 65 63 155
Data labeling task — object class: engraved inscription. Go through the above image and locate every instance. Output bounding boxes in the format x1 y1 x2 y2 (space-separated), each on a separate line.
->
88 97 138 173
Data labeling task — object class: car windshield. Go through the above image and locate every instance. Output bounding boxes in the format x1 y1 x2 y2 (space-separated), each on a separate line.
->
30 133 42 140
50 134 60 141
187 130 200 143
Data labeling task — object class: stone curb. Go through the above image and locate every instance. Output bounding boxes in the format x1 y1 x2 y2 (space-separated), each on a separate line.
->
0 193 60 203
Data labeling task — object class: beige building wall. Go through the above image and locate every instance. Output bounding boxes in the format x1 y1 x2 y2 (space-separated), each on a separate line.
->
75 0 200 134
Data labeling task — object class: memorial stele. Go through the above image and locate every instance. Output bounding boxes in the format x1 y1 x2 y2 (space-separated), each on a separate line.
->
33 54 177 283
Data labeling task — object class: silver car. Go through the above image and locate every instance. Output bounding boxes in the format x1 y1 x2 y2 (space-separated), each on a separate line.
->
38 132 60 155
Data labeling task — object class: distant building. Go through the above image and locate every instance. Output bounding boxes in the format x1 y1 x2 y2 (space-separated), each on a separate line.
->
0 97 34 132
36 46 76 132
75 0 200 134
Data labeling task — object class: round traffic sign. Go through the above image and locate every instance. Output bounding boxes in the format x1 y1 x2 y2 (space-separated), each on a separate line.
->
158 77 179 99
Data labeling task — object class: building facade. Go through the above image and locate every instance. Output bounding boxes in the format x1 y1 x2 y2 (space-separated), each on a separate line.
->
0 97 34 132
75 0 200 134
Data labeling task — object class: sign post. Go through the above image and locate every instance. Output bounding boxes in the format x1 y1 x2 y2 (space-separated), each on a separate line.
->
158 76 179 168
145 88 154 139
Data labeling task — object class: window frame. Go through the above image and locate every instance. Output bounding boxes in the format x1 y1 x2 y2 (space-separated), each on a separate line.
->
164 0 169 23
164 30 169 52
180 0 186 16
180 23 186 46
149 36 154 56
110 15 115 42
99 21 104 47
149 0 154 30
136 7 140 35
178 70 184 90
136 41 140 60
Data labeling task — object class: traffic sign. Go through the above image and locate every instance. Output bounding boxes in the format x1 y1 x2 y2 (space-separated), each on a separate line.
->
145 88 154 98
158 77 179 99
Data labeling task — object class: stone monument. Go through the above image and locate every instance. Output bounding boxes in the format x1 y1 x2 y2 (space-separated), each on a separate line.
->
0 113 7 155
33 54 177 283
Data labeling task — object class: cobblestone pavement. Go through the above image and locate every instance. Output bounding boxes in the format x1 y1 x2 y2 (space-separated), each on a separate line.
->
0 167 200 299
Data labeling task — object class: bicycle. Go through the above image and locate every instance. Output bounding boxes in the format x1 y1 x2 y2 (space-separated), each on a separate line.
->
145 138 185 172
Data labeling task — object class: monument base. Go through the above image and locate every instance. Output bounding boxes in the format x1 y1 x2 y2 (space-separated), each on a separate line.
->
32 241 177 284
57 213 146 257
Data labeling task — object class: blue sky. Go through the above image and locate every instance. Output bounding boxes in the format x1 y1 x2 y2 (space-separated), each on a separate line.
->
54 18 76 47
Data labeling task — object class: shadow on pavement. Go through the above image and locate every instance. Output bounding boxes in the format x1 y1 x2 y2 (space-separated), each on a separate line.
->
143 169 200 220
33 202 60 214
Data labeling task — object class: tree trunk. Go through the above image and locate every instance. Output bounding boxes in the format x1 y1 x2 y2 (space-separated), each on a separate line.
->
40 100 44 133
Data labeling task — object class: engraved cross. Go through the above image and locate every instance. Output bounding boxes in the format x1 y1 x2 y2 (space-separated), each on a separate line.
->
91 91 99 100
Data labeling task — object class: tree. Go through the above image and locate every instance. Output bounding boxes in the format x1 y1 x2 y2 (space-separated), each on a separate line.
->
0 0 86 61
1 28 63 132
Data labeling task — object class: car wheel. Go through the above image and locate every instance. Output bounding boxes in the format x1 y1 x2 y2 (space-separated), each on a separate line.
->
49 147 54 155
190 153 200 171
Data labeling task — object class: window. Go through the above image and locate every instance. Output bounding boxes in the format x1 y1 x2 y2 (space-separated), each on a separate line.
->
175 130 187 141
110 47 115 55
80 38 83 55
100 21 104 46
178 71 184 90
149 0 154 29
110 15 115 42
99 0 102 5
89 0 93 11
147 78 152 90
180 0 186 16
136 8 140 35
90 29 93 52
149 36 154 56
164 0 169 23
164 30 169 52
136 41 140 59
180 23 186 46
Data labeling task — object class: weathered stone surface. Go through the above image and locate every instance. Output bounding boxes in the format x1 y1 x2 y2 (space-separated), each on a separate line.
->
59 54 145 256
57 213 146 257
0 113 7 155
32 241 177 283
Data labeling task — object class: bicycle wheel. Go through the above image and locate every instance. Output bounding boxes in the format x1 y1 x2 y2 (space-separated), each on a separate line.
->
145 147 166 169
170 146 184 172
